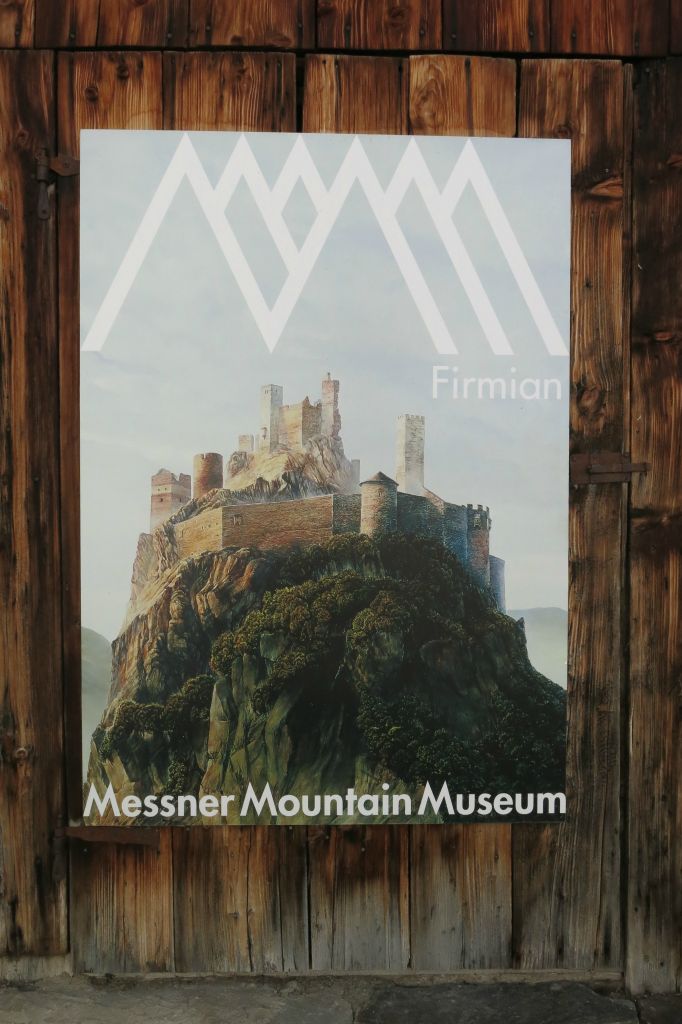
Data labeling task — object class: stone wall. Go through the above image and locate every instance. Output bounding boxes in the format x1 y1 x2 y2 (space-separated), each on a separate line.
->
332 493 361 533
175 508 224 559
221 495 334 550
397 493 443 542
277 398 322 450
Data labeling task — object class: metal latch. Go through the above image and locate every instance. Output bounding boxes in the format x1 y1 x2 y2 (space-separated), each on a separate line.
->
36 149 80 220
570 451 649 485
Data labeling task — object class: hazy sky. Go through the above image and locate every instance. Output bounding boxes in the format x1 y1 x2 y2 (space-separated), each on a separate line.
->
81 130 570 643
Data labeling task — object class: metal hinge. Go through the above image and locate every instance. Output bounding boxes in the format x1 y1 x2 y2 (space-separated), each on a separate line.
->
570 451 649 485
36 149 80 220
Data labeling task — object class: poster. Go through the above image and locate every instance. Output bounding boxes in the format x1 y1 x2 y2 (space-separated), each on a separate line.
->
80 130 570 825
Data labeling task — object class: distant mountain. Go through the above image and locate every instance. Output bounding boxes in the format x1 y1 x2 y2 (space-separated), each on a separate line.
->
82 627 113 773
509 607 567 688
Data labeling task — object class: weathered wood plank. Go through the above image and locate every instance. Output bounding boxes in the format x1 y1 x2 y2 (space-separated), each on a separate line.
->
0 49 66 957
302 56 410 972
411 826 512 969
36 0 188 47
303 54 408 134
316 0 440 50
443 0 548 52
550 0 668 57
189 0 314 48
0 0 33 46
70 832 174 973
672 0 682 53
409 54 516 137
56 51 172 971
308 827 409 970
173 828 308 972
57 51 163 823
163 51 296 132
627 58 682 996
160 48 303 975
513 59 629 970
407 52 516 972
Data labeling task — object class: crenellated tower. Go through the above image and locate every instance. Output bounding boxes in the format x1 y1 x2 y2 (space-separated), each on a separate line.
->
259 384 284 452
395 414 425 495
321 372 341 439
466 504 491 587
193 452 224 500
150 469 191 531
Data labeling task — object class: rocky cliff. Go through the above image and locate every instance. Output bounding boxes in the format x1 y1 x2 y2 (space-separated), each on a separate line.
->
86 533 566 825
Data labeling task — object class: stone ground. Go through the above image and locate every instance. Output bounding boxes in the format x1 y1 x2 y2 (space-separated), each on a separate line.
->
0 977 679 1024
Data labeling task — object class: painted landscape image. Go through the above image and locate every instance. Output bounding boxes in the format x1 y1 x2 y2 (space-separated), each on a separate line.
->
81 130 570 824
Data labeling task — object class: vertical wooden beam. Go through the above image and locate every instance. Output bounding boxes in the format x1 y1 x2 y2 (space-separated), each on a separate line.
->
0 49 66 957
407 54 516 971
550 0 668 57
160 49 303 974
36 0 188 47
672 0 682 53
189 0 314 48
56 51 174 973
443 0 549 53
316 0 441 50
0 0 34 46
302 54 410 971
513 59 629 970
627 59 682 995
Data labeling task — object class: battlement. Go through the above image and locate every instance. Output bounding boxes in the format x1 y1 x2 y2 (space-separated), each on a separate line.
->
146 375 505 610
150 468 191 531
256 374 340 453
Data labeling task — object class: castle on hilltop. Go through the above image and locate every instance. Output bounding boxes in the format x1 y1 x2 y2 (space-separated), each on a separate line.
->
148 374 506 610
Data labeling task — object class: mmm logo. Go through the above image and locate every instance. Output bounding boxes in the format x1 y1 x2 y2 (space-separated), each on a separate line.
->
82 134 568 358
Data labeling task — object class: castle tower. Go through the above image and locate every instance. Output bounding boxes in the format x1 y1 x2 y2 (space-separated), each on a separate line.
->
489 555 506 611
395 414 425 495
150 469 191 531
193 453 224 500
466 504 491 588
321 372 341 439
260 384 283 452
238 434 254 454
443 503 468 565
360 472 398 537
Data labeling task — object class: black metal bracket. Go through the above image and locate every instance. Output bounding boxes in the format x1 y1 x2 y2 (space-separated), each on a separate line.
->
36 149 80 220
570 451 649 485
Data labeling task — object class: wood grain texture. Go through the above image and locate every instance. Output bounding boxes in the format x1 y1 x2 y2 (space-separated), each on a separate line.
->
303 55 408 133
0 0 33 46
407 52 516 973
411 826 512 969
513 59 629 970
70 833 174 973
443 0 548 52
0 49 66 957
409 55 516 136
550 0 669 56
302 57 411 973
173 828 308 972
672 0 682 53
627 59 682 995
160 49 303 976
189 0 314 47
163 51 296 132
36 0 188 47
56 52 172 970
308 827 409 970
316 0 440 50
57 51 163 823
